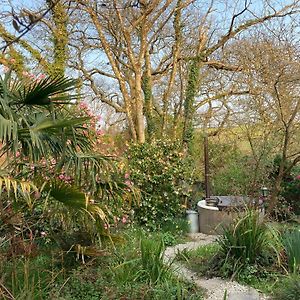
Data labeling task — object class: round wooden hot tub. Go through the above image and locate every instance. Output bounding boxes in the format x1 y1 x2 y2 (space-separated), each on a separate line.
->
197 196 264 235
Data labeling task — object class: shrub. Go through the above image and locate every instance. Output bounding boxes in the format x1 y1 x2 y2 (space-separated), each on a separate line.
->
281 178 300 215
208 141 271 196
271 196 295 222
127 140 192 229
212 152 253 196
217 209 281 279
218 210 270 263
271 156 300 217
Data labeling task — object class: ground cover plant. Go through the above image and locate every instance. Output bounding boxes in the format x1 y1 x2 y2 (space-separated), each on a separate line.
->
272 275 300 300
0 226 205 299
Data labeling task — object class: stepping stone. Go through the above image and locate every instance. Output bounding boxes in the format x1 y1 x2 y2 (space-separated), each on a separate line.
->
228 289 260 300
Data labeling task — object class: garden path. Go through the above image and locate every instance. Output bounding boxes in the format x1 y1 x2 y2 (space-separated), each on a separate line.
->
164 233 269 300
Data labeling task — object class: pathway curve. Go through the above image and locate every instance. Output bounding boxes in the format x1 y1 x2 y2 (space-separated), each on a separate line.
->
164 233 269 300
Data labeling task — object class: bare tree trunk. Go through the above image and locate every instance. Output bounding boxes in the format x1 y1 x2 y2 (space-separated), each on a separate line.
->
135 71 145 143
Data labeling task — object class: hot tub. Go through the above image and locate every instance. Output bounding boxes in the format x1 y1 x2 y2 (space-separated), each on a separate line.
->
197 196 264 235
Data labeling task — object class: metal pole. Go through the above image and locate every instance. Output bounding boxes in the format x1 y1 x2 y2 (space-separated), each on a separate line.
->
204 135 210 199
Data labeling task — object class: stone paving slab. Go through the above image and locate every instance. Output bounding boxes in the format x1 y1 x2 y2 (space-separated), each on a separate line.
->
228 291 260 300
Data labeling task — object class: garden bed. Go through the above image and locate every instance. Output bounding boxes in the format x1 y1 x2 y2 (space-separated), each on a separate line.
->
175 213 300 300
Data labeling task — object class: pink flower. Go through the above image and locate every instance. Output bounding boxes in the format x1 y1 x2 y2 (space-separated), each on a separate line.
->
121 216 127 224
87 111 94 117
15 151 20 158
79 102 88 110
296 175 300 180
40 231 47 237
96 129 104 136
125 180 133 187
37 74 46 80
58 174 65 180
104 223 110 230
97 115 102 122
124 173 130 179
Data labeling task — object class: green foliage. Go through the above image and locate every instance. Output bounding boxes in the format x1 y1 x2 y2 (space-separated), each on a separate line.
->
282 229 300 273
178 241 280 295
272 275 300 300
216 210 282 280
270 156 300 218
110 235 171 285
218 210 268 263
210 142 259 195
0 71 134 272
281 178 300 215
61 266 203 300
212 155 252 195
142 74 155 140
183 58 201 149
57 231 204 300
0 253 62 300
59 268 103 300
176 243 220 276
235 263 279 294
139 238 170 284
127 140 192 229
271 196 295 222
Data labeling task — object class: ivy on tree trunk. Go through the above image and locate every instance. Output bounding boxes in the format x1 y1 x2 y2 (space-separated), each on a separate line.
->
182 57 201 150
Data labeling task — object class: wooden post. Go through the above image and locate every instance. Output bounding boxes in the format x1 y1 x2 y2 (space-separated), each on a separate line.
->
204 135 210 199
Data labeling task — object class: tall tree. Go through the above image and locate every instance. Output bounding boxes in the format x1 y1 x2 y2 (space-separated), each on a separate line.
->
0 0 70 76
232 36 300 209
1 0 300 144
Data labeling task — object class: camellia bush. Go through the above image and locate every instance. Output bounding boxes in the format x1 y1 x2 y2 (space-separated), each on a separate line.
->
126 140 193 230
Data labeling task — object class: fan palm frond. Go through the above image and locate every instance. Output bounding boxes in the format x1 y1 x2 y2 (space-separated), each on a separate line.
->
0 168 37 201
45 180 107 223
2 115 92 162
16 76 80 105
0 115 18 142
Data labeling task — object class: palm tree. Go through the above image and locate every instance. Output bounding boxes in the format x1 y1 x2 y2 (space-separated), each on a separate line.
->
0 71 132 248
